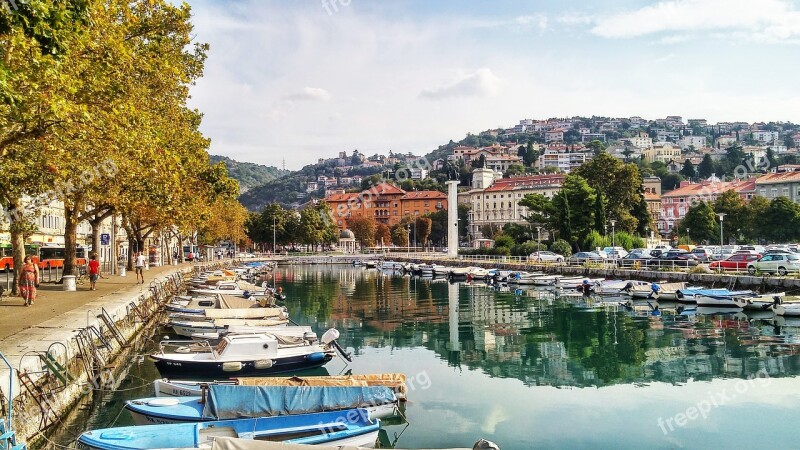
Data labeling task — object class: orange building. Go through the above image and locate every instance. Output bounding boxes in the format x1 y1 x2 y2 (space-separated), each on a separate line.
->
324 182 447 230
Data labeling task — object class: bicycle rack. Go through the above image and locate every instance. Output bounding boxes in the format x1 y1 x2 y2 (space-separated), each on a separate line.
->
0 351 25 450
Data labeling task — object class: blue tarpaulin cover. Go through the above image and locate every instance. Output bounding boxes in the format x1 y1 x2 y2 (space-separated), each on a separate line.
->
203 385 396 420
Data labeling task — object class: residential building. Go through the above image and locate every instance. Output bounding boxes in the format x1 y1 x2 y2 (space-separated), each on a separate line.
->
537 149 588 173
752 130 781 144
643 143 681 164
680 135 707 150
715 135 737 148
659 179 755 233
465 172 565 241
754 171 800 202
409 168 429 180
545 129 565 142
642 176 662 230
484 154 523 173
306 181 319 193
624 132 653 149
580 133 607 143
656 131 680 142
324 182 447 230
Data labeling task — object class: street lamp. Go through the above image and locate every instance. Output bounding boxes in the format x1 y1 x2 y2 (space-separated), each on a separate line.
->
610 219 616 250
686 228 690 245
406 225 411 258
717 213 726 247
536 226 541 260
272 216 276 254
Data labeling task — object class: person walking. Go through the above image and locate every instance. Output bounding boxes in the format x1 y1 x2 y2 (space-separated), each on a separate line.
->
17 255 39 306
88 253 102 290
135 252 146 284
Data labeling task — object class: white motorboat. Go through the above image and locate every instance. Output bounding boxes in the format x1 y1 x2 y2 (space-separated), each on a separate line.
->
559 277 604 289
190 281 270 297
448 267 470 278
629 282 687 300
467 267 491 278
593 280 650 296
170 318 291 337
433 265 451 276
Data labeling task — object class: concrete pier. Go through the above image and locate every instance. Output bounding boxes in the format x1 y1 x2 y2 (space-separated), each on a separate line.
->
0 261 230 447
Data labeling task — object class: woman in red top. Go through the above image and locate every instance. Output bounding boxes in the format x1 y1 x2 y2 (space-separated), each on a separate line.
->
88 254 101 291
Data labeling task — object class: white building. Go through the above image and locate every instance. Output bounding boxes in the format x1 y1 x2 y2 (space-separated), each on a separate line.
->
537 149 588 173
681 135 707 150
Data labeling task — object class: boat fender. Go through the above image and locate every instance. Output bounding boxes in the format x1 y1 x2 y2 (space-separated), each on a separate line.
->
222 362 243 372
254 359 273 369
306 352 326 362
243 290 250 298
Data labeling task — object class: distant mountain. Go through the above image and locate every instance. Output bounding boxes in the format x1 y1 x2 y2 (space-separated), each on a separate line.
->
209 155 289 193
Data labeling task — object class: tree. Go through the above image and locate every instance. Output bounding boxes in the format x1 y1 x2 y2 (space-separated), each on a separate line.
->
523 141 538 166
763 197 800 243
375 223 391 247
743 196 770 242
575 152 644 233
679 159 696 179
550 239 572 256
494 234 514 250
551 174 595 250
390 225 408 247
593 193 606 235
766 147 778 171
661 174 684 192
698 154 715 179
713 190 746 243
415 217 432 249
784 135 796 150
473 154 486 169
519 193 556 229
676 201 717 244
584 139 606 155
348 215 376 248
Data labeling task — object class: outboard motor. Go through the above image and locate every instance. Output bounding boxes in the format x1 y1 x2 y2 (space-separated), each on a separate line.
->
322 328 352 362
473 440 501 450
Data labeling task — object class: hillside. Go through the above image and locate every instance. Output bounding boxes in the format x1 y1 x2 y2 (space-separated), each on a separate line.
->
209 155 289 193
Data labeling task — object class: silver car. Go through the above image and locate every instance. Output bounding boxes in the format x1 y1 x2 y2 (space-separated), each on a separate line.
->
747 253 800 276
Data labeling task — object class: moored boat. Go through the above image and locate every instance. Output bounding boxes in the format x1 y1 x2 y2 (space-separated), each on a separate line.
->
163 436 501 450
77 408 380 449
125 385 398 425
154 373 408 400
169 318 291 337
150 329 347 378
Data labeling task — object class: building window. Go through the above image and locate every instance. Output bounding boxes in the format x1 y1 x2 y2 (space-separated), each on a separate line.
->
771 188 778 198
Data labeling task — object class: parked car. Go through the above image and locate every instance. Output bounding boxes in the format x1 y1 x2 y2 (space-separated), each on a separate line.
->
567 251 605 264
691 247 714 262
709 253 761 271
658 249 700 267
601 247 629 259
529 251 565 263
616 253 654 268
747 252 800 275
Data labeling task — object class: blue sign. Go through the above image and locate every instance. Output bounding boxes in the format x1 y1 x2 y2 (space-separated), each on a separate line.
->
101 233 110 245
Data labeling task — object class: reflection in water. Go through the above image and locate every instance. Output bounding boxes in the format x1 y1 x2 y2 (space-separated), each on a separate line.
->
63 264 800 449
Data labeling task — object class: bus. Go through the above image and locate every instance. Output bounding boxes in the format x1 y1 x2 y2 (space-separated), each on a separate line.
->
0 244 40 272
38 245 88 269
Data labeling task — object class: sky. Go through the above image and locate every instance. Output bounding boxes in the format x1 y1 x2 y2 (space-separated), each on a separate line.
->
185 0 800 170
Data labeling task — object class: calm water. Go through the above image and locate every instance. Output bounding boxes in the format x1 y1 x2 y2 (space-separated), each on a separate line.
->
61 265 800 450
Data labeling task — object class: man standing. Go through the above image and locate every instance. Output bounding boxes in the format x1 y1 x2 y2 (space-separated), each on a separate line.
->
135 252 146 284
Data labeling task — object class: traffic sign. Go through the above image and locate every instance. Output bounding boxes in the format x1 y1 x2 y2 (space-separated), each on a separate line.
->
101 233 110 245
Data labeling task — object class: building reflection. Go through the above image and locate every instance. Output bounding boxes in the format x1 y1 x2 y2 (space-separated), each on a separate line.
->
275 265 800 387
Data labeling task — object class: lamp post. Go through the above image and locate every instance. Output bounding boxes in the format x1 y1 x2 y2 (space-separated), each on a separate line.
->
406 225 410 258
272 216 276 254
610 219 616 251
717 213 726 247
536 226 541 261
686 228 690 245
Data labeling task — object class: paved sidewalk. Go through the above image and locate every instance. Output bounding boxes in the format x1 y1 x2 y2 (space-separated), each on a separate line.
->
0 263 194 341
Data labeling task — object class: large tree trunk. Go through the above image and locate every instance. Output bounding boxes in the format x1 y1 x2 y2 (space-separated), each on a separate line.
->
63 202 79 278
10 229 24 295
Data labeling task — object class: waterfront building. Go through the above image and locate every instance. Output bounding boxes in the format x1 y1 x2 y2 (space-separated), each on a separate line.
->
659 178 755 233
323 182 447 230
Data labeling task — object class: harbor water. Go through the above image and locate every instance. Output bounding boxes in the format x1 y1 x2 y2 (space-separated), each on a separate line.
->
57 265 800 449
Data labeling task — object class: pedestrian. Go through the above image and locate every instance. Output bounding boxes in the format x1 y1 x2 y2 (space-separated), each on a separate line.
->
135 252 146 284
17 255 39 307
88 253 101 291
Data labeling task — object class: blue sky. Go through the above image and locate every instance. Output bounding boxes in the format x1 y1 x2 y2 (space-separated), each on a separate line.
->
185 0 800 169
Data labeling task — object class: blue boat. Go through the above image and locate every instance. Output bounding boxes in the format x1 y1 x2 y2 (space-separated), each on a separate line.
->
77 408 380 449
124 385 398 425
676 288 753 302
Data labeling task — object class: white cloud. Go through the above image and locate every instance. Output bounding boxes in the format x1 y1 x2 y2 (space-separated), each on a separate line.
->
283 87 331 102
419 68 501 100
589 0 800 42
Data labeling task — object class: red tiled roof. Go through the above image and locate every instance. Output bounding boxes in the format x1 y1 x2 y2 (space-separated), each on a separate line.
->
400 191 447 200
756 172 800 185
662 179 756 198
325 193 360 201
485 175 565 192
372 182 406 196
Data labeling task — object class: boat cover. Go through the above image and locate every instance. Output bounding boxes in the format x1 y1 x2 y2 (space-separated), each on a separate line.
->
204 307 284 320
203 385 396 420
679 288 753 297
218 295 259 309
236 374 408 399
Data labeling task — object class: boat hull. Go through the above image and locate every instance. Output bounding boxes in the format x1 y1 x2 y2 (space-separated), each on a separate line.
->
151 353 333 378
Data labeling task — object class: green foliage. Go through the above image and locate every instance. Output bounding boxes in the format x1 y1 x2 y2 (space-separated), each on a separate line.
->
550 239 572 256
680 159 696 179
583 230 610 252
575 152 645 233
675 201 718 244
631 236 646 249
209 155 288 193
614 232 635 251
460 246 510 257
763 197 800 242
551 174 596 250
494 234 515 250
511 240 542 256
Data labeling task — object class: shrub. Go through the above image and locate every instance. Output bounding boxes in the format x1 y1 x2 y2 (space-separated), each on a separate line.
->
583 230 610 251
551 239 572 256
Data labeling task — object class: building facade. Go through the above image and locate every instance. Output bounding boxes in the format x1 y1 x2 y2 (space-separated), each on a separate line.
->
659 179 755 233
